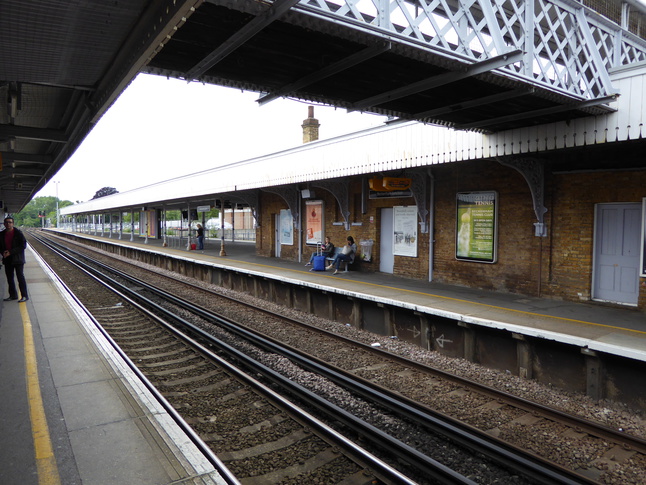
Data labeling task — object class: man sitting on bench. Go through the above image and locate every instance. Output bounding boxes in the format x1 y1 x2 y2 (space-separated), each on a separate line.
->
327 236 356 275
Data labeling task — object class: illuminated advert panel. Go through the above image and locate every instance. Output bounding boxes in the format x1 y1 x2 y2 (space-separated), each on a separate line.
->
305 200 324 246
456 191 498 263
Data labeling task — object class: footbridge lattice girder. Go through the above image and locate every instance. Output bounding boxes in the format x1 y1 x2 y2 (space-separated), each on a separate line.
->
294 0 646 100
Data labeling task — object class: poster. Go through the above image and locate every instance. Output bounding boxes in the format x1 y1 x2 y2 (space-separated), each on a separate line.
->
139 210 157 238
305 200 323 245
456 191 497 263
393 206 418 257
280 209 293 245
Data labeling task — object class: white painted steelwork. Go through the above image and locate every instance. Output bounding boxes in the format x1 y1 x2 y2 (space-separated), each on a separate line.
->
62 61 646 216
295 0 646 100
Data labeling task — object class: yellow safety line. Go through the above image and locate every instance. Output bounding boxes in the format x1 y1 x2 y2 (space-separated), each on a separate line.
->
21 303 62 485
225 258 646 336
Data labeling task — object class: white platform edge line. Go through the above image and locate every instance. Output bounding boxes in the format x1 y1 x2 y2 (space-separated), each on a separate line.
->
29 247 228 485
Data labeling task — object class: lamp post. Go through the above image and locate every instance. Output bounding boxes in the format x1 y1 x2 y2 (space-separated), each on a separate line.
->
54 181 60 228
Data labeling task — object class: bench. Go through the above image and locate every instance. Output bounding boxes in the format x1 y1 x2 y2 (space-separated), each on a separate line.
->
325 246 355 272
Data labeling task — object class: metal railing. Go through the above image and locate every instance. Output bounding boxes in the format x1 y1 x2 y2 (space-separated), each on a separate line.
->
296 0 646 100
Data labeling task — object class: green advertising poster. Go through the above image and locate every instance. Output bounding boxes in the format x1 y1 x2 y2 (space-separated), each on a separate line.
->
456 191 497 263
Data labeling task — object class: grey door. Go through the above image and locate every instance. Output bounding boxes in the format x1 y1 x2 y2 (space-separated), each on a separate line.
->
380 208 394 273
593 203 641 305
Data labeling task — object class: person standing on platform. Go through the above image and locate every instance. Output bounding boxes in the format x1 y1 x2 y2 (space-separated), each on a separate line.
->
1 217 29 302
196 223 205 250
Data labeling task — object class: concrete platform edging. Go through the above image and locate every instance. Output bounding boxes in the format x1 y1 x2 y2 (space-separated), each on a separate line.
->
31 247 230 485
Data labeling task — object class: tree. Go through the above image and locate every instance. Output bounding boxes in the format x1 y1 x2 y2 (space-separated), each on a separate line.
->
14 196 73 227
92 187 119 199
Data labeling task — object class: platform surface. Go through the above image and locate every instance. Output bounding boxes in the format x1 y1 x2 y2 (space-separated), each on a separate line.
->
0 248 227 485
59 230 646 362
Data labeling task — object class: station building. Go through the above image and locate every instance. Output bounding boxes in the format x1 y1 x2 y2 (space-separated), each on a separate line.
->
62 63 646 312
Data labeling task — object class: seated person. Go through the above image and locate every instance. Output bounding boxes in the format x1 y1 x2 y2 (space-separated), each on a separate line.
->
326 236 356 274
305 236 335 266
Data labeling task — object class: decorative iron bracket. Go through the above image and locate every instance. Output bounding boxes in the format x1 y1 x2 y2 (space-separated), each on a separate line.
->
497 157 548 237
224 190 260 227
402 169 429 234
263 186 300 229
311 179 351 230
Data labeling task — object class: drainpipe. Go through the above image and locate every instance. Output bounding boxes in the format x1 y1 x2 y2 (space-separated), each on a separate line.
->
428 169 435 282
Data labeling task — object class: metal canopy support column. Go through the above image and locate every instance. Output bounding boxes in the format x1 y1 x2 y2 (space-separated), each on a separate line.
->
186 202 191 250
130 208 134 241
311 180 351 230
226 190 260 228
162 206 167 247
402 169 429 234
218 199 227 256
497 157 548 237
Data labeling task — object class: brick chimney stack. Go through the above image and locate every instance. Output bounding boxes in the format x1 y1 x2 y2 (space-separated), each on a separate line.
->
302 105 320 143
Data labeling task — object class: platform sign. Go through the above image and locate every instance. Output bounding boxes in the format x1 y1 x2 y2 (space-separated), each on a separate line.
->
456 191 498 263
196 205 210 213
641 198 646 277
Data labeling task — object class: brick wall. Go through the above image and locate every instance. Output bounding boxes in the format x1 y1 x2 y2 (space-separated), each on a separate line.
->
256 164 646 309
544 170 646 305
431 160 541 295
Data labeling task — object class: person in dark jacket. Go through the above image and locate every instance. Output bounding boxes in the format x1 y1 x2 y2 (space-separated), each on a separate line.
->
1 217 29 302
196 223 205 250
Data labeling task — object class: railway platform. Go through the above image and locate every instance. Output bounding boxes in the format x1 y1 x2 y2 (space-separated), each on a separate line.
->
43 230 646 409
58 230 646 361
3 228 646 484
0 249 228 485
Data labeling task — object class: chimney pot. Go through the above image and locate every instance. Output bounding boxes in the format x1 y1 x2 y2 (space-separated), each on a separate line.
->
302 106 320 144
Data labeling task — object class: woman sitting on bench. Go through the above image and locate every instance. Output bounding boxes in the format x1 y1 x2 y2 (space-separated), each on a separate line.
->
327 236 356 275
305 236 335 266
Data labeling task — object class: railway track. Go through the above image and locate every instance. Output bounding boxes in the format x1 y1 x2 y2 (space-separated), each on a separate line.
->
30 231 646 483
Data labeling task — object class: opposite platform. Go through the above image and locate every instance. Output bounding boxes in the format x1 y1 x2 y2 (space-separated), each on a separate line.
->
49 230 646 364
0 248 229 485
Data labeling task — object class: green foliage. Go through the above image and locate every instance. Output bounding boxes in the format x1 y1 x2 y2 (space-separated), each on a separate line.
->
166 210 181 220
13 196 73 227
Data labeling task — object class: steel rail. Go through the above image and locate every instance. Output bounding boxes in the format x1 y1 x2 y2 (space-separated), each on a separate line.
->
38 233 597 485
32 232 433 485
75 227 646 456
28 238 241 485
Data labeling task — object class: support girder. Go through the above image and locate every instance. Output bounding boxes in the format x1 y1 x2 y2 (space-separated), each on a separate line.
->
295 0 646 101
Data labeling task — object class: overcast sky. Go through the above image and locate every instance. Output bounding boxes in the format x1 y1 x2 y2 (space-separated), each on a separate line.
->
36 73 386 204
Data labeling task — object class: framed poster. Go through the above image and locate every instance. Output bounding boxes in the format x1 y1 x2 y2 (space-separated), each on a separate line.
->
641 198 646 277
280 209 293 245
393 206 418 257
305 200 324 245
139 209 157 238
456 191 498 263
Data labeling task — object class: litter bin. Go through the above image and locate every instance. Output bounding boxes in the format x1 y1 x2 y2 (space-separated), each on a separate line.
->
190 243 197 250
359 239 373 262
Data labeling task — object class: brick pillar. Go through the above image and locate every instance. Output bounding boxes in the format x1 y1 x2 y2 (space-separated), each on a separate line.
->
302 106 320 143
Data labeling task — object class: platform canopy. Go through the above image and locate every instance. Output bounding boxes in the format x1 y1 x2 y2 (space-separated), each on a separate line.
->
2 0 646 213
